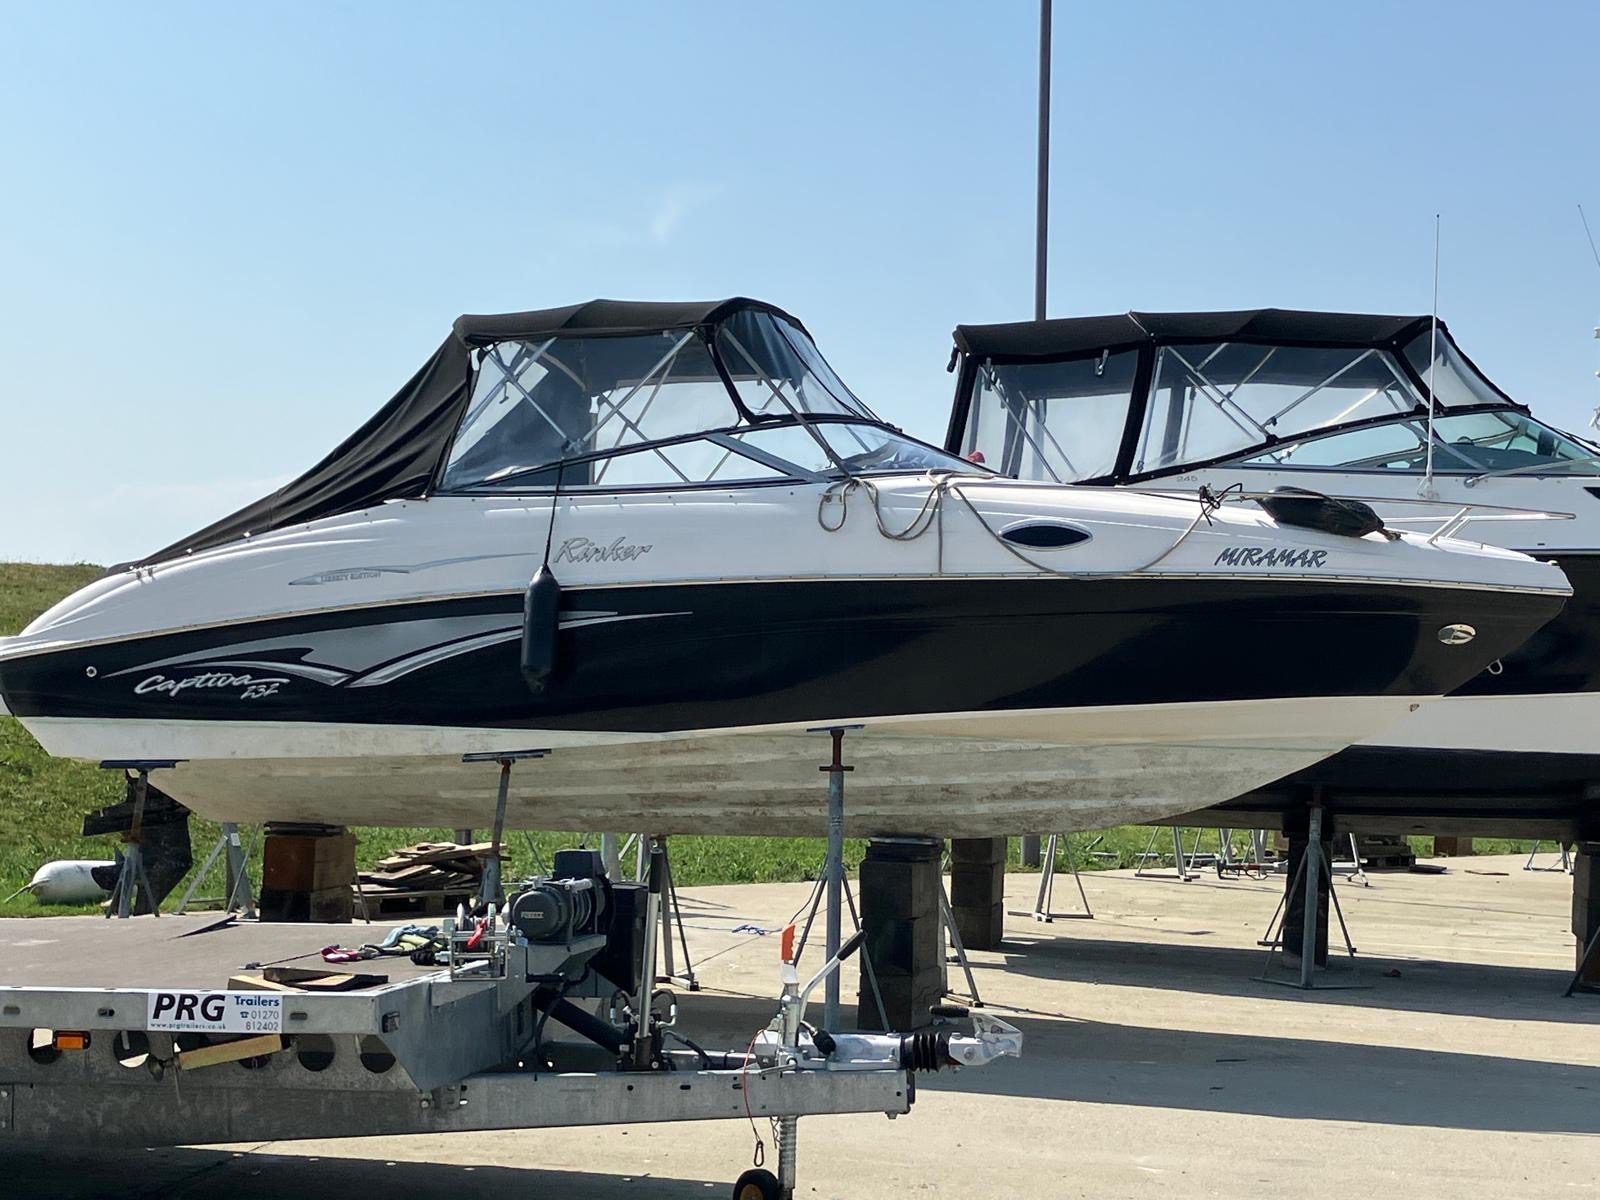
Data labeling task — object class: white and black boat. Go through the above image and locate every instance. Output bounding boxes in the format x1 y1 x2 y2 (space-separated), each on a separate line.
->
0 300 1570 836
945 307 1600 829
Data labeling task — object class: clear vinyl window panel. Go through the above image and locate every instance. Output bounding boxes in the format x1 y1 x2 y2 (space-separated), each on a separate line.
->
439 311 892 492
713 309 876 422
1236 411 1598 474
1402 332 1508 409
1134 343 1424 473
963 351 1140 482
1428 411 1598 472
442 331 740 490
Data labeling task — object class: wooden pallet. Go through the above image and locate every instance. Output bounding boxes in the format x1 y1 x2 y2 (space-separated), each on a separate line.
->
356 885 479 918
353 841 499 915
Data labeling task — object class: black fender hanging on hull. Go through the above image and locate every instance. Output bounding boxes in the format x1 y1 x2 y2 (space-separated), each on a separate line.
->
521 565 562 693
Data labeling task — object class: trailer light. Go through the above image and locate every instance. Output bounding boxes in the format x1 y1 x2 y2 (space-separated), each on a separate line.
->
53 1032 90 1051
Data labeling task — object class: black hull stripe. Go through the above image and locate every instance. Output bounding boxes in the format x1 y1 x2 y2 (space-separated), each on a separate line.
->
0 577 1561 734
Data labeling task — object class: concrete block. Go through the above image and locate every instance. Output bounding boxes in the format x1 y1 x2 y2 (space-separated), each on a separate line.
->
950 837 1007 867
950 862 1004 897
862 913 941 977
953 901 1004 951
857 969 943 1032
858 847 941 922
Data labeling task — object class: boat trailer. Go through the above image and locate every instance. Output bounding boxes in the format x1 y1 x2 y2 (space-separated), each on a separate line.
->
0 843 1021 1199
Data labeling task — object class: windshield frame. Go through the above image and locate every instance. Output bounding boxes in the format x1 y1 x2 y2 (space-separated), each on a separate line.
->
432 312 982 496
437 413 988 496
1227 405 1600 477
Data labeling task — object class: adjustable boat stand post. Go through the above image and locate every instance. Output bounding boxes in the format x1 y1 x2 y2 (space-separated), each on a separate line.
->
1336 833 1370 887
174 823 257 917
1031 832 1093 922
650 836 699 990
936 879 984 1005
790 848 892 1031
1526 841 1574 873
1216 828 1235 870
1258 803 1364 989
1297 810 1322 989
461 749 550 907
1566 924 1600 997
98 760 180 919
811 725 860 1034
1135 825 1198 881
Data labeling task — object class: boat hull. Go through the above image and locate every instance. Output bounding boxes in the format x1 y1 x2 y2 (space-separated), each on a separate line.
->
0 574 1563 835
19 695 1431 837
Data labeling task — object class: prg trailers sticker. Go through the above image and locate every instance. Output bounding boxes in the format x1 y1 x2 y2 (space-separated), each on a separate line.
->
146 990 284 1033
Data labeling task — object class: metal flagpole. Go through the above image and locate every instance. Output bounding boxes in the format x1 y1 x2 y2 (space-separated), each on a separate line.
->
1035 0 1052 321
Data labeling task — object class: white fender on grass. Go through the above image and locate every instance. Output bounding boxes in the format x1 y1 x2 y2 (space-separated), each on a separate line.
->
17 860 116 905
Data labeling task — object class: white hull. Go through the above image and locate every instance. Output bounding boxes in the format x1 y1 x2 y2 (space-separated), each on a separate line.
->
1360 690 1600 756
29 694 1425 837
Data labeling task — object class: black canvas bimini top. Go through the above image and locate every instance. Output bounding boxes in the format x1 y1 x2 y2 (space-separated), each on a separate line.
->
953 308 1438 362
453 297 809 347
134 297 801 567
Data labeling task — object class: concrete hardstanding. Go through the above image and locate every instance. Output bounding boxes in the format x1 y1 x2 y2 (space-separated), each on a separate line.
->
5 853 1598 1198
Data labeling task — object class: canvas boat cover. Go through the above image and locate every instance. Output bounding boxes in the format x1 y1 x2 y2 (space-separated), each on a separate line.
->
953 308 1439 363
135 298 807 567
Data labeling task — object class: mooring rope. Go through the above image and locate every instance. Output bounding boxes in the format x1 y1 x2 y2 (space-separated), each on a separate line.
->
817 471 1234 579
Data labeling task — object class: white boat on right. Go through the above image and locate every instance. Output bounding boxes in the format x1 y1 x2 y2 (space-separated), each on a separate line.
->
944 308 1600 815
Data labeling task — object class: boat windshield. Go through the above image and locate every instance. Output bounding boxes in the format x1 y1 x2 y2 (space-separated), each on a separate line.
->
962 351 1142 483
958 327 1513 483
1134 343 1435 474
1235 409 1600 475
439 310 974 491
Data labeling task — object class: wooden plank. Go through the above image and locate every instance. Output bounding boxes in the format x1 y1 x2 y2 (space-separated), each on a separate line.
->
226 973 301 993
263 966 389 991
176 1034 286 1072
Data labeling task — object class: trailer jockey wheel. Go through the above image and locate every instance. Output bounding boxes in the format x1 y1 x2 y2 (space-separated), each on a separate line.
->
732 1167 781 1200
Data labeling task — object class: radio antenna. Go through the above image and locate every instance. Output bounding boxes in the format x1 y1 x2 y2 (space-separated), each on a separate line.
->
1421 213 1442 498
1580 203 1600 274
1582 205 1600 432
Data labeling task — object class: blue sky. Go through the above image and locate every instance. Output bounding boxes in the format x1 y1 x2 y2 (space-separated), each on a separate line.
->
2 1 1597 564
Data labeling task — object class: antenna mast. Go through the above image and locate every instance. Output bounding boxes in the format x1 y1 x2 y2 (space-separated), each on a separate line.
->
1580 204 1600 432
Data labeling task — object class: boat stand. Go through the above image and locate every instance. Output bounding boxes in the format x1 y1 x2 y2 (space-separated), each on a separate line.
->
1213 829 1272 880
1030 833 1094 922
98 760 181 919
784 727 899 1030
648 835 699 991
1135 825 1201 881
174 823 257 917
1332 833 1371 888
461 748 549 905
1568 924 1600 997
1526 841 1574 873
1257 805 1365 989
936 879 985 1005
810 725 856 1031
596 832 699 989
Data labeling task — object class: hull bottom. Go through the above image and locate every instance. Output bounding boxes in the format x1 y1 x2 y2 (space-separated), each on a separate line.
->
1358 692 1600 756
22 696 1423 837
